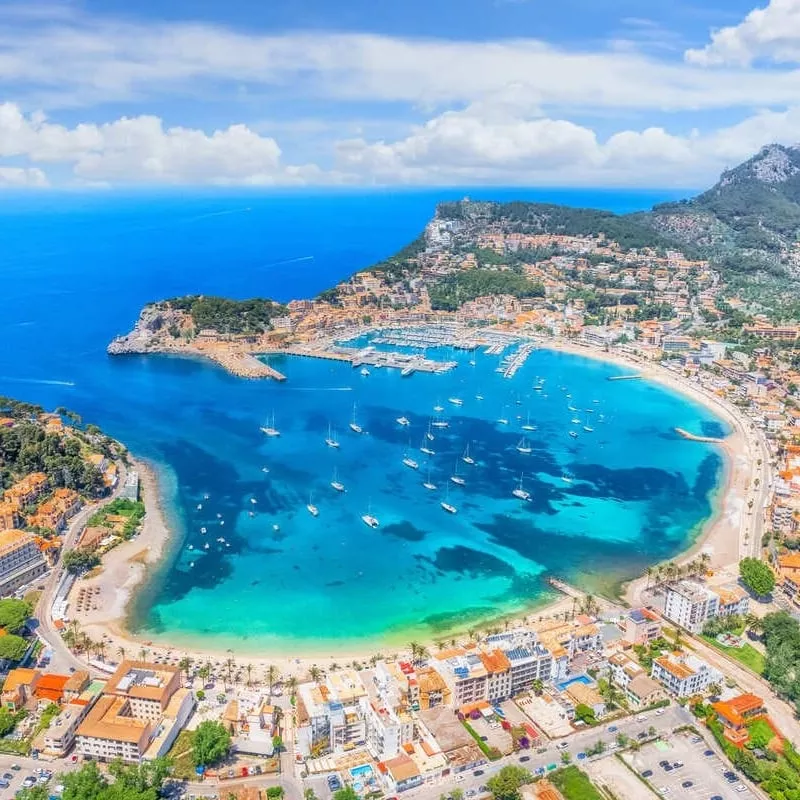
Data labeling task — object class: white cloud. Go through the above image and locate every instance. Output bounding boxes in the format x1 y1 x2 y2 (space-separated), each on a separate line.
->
3 9 800 114
0 102 322 185
0 165 47 187
335 104 800 187
685 0 800 66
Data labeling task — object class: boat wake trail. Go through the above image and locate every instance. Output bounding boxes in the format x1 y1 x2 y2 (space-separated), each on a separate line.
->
257 255 314 270
285 387 353 392
0 376 76 387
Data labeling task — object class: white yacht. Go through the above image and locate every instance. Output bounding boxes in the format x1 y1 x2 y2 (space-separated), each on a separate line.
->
516 437 532 455
450 463 466 486
360 367 370 376
569 430 579 439
420 438 436 456
200 527 207 534
461 443 475 466
325 423 340 448
448 397 463 406
521 412 536 431
402 455 420 470
307 493 319 517
512 473 531 501
431 418 449 429
423 468 437 491
362 512 379 529
349 403 363 434
441 501 458 514
260 411 280 437
397 416 411 427
571 417 581 425
331 468 345 493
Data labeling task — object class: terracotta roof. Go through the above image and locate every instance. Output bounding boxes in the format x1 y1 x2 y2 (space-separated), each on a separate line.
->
479 649 510 674
779 553 800 570
654 656 694 680
385 753 420 783
2 668 39 693
76 695 150 744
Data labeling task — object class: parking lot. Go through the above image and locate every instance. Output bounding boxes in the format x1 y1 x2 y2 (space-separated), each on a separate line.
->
624 731 756 799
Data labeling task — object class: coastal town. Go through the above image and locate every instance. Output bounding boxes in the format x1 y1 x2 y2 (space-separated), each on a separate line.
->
0 196 798 800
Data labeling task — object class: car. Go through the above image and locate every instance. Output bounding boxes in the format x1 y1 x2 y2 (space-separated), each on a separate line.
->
704 749 714 757
22 778 37 788
577 753 586 760
226 770 234 779
681 781 693 788
659 789 670 796
547 764 557 771
38 775 50 784
536 747 548 754
253 766 262 775
519 756 530 763
641 770 653 778
0 780 9 789
480 736 488 742
636 715 647 722
534 768 545 776
664 765 673 772
637 732 647 739
608 726 618 733
473 771 484 777
673 762 684 768
659 760 670 767
710 796 724 800
655 709 665 716
455 775 464 783
735 786 747 793
10 765 20 772
3 773 12 780
556 742 569 750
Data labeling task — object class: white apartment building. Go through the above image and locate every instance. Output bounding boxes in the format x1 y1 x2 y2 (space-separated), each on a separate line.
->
651 653 722 698
664 581 749 633
431 651 488 707
296 669 368 757
0 530 47 597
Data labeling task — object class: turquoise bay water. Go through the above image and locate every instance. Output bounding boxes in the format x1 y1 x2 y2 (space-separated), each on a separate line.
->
0 188 722 652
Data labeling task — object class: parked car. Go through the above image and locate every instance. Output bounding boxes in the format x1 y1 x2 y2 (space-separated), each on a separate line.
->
641 770 653 778
519 756 530 763
0 780 9 789
681 781 693 788
473 770 484 777
704 750 714 757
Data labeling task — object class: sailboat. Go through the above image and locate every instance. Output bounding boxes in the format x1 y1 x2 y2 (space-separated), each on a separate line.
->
448 396 463 406
441 485 457 514
583 418 595 433
361 502 379 529
461 443 475 466
420 436 435 456
325 423 340 448
426 421 435 442
260 411 280 437
423 467 437 491
521 412 536 431
331 467 345 493
561 473 574 484
571 417 581 425
360 367 370 376
402 451 420 470
497 406 509 425
512 473 531 501
569 430 579 439
568 404 578 412
433 399 444 413
431 416 449 429
475 391 484 401
349 403 363 434
516 437 532 455
450 463 466 486
396 415 411 427
306 491 319 517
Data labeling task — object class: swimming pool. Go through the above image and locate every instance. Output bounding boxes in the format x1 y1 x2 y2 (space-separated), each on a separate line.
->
350 765 374 779
555 674 592 692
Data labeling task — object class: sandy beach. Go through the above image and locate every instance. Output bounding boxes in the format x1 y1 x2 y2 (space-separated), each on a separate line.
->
68 337 762 680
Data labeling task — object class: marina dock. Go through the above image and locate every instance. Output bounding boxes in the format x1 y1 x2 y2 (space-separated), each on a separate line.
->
274 344 458 375
500 342 536 378
674 427 724 443
206 351 287 380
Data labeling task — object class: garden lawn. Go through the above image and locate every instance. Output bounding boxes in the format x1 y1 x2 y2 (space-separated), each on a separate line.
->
701 636 766 674
549 766 605 800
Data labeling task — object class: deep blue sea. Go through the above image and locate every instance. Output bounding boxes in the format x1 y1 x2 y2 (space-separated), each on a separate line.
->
0 187 725 653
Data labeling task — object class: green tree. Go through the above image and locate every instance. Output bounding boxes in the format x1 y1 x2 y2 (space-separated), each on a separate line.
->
62 548 101 575
486 765 532 800
574 703 596 725
332 788 359 800
0 634 28 661
272 734 284 753
192 720 232 767
739 557 775 596
16 787 49 800
266 789 284 800
0 599 32 633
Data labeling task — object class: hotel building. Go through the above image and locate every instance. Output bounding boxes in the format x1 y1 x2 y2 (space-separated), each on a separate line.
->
663 581 748 634
0 529 48 597
75 661 194 762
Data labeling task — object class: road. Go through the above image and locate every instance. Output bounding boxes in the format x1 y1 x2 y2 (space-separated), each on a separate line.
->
33 460 129 675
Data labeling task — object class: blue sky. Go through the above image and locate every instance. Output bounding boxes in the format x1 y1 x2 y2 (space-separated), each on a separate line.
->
0 0 799 188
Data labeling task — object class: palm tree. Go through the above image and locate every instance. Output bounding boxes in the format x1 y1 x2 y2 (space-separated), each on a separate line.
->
407 641 421 663
117 645 126 662
266 664 277 694
531 679 544 696
179 656 193 682
309 665 323 684
435 640 446 651
96 640 106 662
225 657 234 688
286 675 298 697
580 594 599 616
645 566 653 588
330 662 340 672
245 663 253 687
139 647 149 662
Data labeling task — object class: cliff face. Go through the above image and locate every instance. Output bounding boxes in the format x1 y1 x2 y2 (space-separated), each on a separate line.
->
107 304 185 354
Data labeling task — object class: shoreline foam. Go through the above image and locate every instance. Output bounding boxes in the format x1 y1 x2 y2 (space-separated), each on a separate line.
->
73 337 753 674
